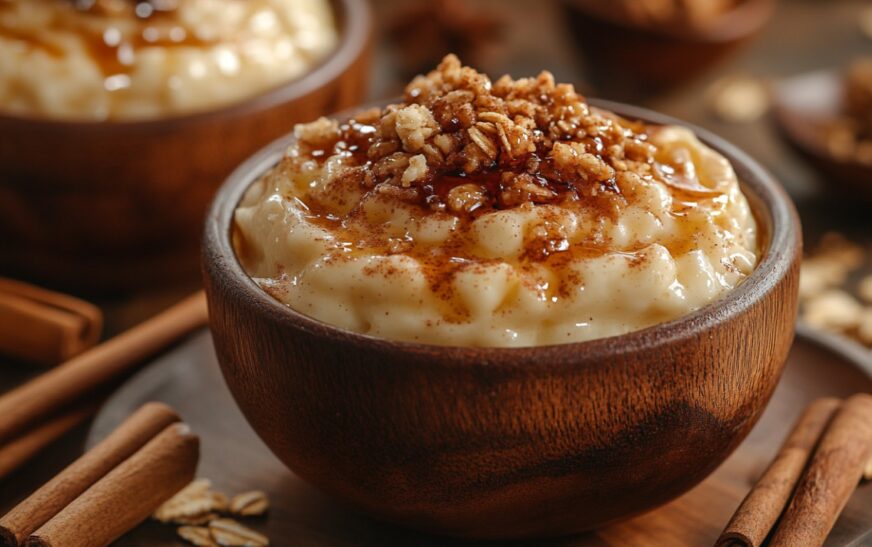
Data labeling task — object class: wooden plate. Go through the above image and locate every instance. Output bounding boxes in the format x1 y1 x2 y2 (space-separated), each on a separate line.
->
6 326 865 546
772 69 872 202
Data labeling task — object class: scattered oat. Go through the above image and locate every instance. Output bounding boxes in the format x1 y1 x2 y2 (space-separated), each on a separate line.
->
174 513 221 526
799 234 865 300
818 233 865 268
800 261 842 300
707 76 770 123
155 480 272 545
803 289 863 332
229 491 270 517
209 518 269 547
799 232 871 348
178 526 217 547
154 479 229 525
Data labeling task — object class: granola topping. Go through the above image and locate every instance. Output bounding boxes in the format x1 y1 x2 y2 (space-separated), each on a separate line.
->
235 56 759 347
289 54 721 218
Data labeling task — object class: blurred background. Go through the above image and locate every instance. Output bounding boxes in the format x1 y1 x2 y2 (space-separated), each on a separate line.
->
0 0 870 346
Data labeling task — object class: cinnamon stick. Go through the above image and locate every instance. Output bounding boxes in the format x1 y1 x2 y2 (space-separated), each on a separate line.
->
768 393 872 547
0 278 102 367
0 403 180 547
0 292 207 445
25 423 199 547
715 398 841 547
0 406 95 482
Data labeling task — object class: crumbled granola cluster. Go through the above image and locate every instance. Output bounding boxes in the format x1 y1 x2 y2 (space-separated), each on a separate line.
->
291 54 663 216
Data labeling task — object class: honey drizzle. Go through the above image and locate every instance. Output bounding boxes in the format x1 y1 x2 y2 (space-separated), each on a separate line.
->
285 117 733 313
0 0 211 77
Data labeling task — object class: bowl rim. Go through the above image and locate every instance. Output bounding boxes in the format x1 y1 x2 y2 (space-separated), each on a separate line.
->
203 98 801 363
0 0 371 133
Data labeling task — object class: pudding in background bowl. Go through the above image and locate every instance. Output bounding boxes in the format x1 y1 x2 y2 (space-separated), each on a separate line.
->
235 54 759 347
204 58 800 538
0 0 337 120
773 58 872 203
0 0 371 291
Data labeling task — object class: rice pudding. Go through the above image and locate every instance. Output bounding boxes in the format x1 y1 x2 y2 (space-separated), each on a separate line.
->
0 0 337 120
234 56 759 347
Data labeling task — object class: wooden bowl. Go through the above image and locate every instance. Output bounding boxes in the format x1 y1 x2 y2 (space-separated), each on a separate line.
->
559 0 775 100
202 100 801 539
0 0 372 293
772 69 872 202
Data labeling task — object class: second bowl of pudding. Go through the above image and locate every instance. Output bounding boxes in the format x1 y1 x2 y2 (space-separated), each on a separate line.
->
0 0 371 290
203 57 800 538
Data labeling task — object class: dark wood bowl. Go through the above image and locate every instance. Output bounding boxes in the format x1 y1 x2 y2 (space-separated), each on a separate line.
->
559 0 775 100
772 69 872 202
202 100 801 539
0 0 372 293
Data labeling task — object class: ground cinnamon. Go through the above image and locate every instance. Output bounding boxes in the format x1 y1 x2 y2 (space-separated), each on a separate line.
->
0 278 102 367
0 292 207 446
715 398 841 547
0 402 180 547
25 422 199 547
768 393 872 547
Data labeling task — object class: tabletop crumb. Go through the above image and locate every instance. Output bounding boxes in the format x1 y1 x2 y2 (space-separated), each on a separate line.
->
798 232 872 349
706 75 770 123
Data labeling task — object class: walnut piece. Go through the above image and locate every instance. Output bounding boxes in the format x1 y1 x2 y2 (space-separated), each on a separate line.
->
446 183 487 214
289 54 666 217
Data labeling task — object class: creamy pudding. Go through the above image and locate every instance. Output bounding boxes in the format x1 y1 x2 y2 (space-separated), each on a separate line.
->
0 0 337 120
234 56 759 347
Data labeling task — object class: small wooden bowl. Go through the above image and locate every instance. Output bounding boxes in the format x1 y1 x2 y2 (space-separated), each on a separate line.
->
772 69 872 202
559 0 775 100
0 0 371 292
202 100 801 539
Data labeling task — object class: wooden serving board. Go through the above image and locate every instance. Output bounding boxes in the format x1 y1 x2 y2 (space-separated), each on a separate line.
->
2 327 870 546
